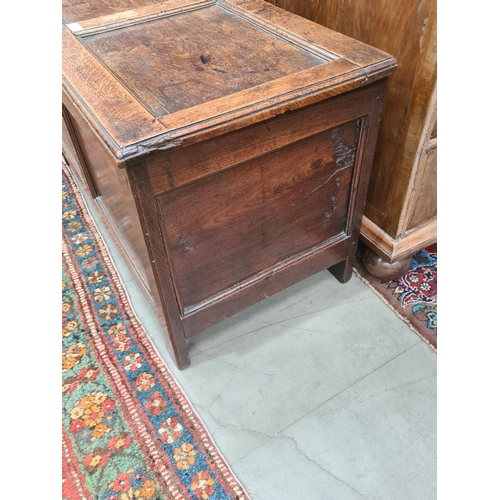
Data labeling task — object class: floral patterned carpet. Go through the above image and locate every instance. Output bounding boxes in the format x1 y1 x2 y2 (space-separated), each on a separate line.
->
354 243 437 350
62 162 251 500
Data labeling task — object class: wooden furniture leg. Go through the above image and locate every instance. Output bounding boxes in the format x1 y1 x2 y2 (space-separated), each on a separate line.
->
328 259 353 284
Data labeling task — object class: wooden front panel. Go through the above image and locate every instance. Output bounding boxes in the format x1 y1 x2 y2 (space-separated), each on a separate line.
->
62 106 98 199
83 6 326 116
158 121 359 311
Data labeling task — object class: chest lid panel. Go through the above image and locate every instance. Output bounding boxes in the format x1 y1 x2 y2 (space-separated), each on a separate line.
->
82 6 328 116
62 0 397 161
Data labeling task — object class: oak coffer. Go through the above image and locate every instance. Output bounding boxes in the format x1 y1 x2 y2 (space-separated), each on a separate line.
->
62 0 397 369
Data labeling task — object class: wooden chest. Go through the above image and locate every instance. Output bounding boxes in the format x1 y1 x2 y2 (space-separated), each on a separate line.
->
62 0 397 369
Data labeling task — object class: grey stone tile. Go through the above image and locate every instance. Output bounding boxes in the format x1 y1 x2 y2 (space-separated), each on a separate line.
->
120 282 436 500
180 269 371 354
188 316 282 354
231 433 368 500
234 270 375 326
120 279 156 321
172 309 420 436
186 270 420 358
282 341 437 500
191 404 271 467
278 292 420 352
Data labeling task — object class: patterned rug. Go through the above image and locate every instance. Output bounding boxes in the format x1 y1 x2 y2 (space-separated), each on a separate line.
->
354 243 437 350
62 162 251 500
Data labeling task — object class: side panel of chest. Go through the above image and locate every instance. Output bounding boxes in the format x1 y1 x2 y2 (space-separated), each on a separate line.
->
62 92 156 298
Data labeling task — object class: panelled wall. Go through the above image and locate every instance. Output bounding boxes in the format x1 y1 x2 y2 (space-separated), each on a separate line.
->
265 0 437 277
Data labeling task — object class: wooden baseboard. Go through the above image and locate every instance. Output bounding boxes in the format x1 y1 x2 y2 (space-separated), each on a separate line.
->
360 216 437 263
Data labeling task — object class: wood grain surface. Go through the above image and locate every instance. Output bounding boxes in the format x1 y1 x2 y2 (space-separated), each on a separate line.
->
68 0 215 34
83 6 326 116
159 122 358 310
143 85 376 194
63 95 155 295
62 25 167 156
63 0 164 24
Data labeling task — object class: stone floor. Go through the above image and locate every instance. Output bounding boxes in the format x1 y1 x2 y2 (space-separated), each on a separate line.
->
85 195 437 500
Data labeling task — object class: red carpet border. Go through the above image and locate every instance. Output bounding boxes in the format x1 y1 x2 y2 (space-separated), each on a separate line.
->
62 162 251 500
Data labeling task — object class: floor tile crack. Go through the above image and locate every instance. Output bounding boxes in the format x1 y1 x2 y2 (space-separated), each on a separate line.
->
280 340 421 433
282 433 369 499
197 351 275 377
196 404 273 439
197 404 368 498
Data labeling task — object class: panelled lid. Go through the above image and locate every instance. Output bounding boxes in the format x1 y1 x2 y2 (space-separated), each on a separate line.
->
62 0 397 161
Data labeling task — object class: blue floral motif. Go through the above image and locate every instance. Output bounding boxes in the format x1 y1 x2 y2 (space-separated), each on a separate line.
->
130 469 145 488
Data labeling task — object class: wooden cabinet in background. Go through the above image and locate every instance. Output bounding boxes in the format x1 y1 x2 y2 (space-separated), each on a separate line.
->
266 0 437 278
